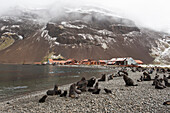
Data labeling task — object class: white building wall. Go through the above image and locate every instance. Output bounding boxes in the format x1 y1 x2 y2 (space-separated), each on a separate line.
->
127 57 137 65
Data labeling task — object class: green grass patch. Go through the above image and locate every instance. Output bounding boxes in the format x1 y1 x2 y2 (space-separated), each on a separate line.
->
0 37 15 51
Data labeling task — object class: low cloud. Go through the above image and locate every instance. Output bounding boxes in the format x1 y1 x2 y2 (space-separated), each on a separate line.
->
0 0 170 33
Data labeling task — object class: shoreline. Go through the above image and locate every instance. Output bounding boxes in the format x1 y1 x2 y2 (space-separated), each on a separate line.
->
0 64 114 103
0 67 169 112
1 63 170 69
0 83 72 105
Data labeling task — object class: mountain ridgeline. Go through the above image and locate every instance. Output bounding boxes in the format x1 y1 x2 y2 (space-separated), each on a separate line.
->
0 6 169 64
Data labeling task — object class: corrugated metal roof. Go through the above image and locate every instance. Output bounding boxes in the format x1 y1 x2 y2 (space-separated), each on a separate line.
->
116 58 126 61
99 60 107 63
110 58 116 61
107 61 115 64
110 58 127 61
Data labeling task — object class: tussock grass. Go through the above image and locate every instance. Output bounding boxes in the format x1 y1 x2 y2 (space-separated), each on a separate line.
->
0 37 15 51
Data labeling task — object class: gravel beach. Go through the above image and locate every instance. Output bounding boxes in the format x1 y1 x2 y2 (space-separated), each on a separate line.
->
0 67 169 113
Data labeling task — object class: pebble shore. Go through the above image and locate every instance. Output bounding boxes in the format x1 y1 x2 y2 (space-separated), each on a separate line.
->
0 68 169 113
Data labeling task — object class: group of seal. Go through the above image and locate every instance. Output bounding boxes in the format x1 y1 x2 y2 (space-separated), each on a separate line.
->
132 67 170 105
136 68 170 89
39 84 67 103
39 75 113 103
39 66 169 105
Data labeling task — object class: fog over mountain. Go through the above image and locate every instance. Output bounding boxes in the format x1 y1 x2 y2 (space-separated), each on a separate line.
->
0 0 170 34
0 0 170 64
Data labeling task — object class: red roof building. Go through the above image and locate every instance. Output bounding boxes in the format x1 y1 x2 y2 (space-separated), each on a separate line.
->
135 60 143 64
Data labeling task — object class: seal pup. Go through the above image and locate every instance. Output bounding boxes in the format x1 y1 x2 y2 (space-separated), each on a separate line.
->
39 95 47 103
104 88 112 94
98 74 106 81
60 90 67 97
123 74 138 86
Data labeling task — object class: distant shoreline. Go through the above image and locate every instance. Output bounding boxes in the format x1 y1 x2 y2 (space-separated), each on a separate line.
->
0 63 170 68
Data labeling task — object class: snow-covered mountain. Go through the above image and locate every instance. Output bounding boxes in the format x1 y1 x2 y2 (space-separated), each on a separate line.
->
0 6 169 64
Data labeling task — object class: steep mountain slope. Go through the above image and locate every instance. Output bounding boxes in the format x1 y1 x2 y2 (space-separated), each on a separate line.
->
0 6 169 64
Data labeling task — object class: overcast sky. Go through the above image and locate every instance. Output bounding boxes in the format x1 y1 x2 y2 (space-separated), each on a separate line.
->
0 0 170 33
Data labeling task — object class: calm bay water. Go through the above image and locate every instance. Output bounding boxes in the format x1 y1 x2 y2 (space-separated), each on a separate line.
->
0 64 112 101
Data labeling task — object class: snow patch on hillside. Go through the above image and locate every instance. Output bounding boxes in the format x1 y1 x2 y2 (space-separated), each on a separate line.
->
18 35 23 40
101 43 108 50
78 34 94 40
61 22 86 29
97 29 116 37
122 31 141 37
1 26 8 31
41 30 60 46
150 39 170 64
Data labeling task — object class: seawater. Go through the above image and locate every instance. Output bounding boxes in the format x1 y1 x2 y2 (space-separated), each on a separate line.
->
0 64 112 101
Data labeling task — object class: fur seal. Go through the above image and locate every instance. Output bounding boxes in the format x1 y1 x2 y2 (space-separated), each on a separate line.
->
163 101 170 105
123 74 138 86
60 90 67 97
88 82 98 92
87 77 96 87
98 74 106 81
54 84 58 91
108 74 114 81
77 77 88 92
104 88 112 94
143 72 151 81
46 84 61 96
39 95 47 103
55 90 62 95
155 79 166 89
131 68 136 72
69 83 81 98
46 90 55 96
92 89 101 94
118 70 128 76
163 75 170 87
152 75 159 86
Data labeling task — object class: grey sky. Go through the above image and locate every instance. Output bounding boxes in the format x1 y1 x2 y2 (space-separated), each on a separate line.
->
0 0 170 33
